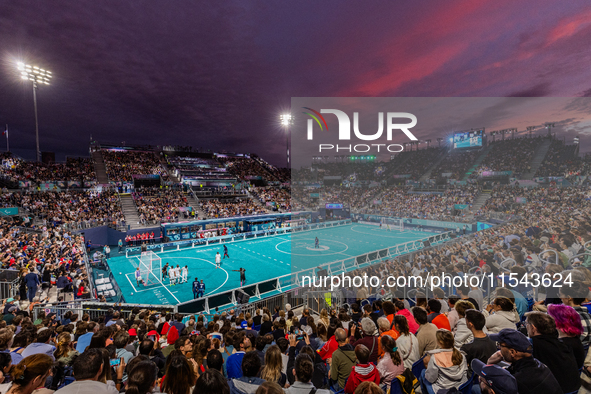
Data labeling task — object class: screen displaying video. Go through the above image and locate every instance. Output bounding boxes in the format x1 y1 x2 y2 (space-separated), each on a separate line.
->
453 129 483 148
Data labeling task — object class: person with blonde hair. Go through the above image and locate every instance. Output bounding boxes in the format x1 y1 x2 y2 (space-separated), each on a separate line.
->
260 345 287 387
422 330 468 393
53 332 78 365
318 309 330 330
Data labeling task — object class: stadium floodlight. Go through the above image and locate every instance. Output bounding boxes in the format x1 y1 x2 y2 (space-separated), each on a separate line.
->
437 137 443 147
280 113 294 168
17 62 53 162
425 139 431 148
544 122 556 138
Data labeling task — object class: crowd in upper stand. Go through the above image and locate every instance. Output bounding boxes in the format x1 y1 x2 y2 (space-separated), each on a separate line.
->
470 137 544 178
103 151 168 182
365 186 480 222
431 150 481 181
1 154 96 184
0 190 124 229
536 140 580 178
132 188 189 225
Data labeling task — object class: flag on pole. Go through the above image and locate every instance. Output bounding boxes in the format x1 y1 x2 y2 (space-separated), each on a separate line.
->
2 125 7 137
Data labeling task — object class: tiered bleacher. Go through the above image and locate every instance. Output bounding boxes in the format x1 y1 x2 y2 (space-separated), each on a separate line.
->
472 137 543 178
536 140 580 177
103 150 168 181
132 187 190 224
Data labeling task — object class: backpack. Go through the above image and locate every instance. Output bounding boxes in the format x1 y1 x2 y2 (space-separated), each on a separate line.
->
396 368 417 394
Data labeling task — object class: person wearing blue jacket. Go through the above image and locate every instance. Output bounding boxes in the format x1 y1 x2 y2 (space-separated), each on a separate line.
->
24 267 40 303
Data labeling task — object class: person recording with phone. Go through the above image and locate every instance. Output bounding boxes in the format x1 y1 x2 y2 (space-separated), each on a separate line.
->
349 318 380 364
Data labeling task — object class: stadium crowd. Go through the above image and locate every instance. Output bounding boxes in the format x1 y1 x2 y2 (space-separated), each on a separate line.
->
431 150 481 181
0 190 124 229
1 154 96 185
250 187 291 212
536 140 580 178
200 198 268 219
103 151 168 182
367 186 479 222
471 137 543 178
132 188 189 225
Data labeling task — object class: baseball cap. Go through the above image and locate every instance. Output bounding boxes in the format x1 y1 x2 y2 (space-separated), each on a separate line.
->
128 328 137 336
471 359 518 394
488 328 532 353
540 236 549 243
6 298 14 303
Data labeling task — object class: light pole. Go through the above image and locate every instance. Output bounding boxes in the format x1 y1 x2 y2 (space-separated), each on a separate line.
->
544 122 556 138
280 114 293 168
17 62 52 162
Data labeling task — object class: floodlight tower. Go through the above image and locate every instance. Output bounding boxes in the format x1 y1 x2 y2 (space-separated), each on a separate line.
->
280 114 294 168
437 138 443 147
544 122 556 138
17 62 52 162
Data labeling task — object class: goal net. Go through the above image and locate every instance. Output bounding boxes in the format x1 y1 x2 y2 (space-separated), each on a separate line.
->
139 251 162 286
380 217 404 231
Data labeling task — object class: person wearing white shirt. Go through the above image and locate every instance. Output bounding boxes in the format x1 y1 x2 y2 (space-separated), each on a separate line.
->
181 265 188 283
169 266 176 285
215 252 222 269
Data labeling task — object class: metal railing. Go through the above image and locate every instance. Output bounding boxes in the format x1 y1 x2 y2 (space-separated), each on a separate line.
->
0 270 20 300
31 300 175 322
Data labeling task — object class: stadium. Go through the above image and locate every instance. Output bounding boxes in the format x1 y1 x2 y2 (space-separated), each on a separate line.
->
2 3 591 394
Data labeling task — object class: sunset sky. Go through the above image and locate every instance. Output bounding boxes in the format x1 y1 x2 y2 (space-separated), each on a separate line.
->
1 1 590 165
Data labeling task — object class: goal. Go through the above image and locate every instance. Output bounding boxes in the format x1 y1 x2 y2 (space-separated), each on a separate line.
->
139 251 162 286
380 217 404 231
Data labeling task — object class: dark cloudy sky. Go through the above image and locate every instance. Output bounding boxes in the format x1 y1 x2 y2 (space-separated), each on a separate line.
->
1 1 591 166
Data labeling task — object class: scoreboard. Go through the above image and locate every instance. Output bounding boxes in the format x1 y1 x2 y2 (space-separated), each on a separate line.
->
453 129 484 149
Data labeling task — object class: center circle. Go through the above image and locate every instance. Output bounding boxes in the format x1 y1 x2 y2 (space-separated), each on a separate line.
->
275 238 349 256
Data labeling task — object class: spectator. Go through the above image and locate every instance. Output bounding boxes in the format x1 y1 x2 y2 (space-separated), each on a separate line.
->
226 332 252 379
525 311 581 393
54 348 120 394
344 344 380 394
547 303 585 368
412 307 438 356
21 329 55 360
426 299 451 331
352 381 382 394
422 330 468 393
393 316 420 369
350 318 379 365
394 300 419 334
329 328 356 392
452 300 475 348
161 353 196 394
126 360 159 394
285 354 329 394
195 369 230 394
487 328 562 394
376 335 404 388
460 309 496 371
113 331 134 364
228 351 265 394
471 359 518 394
254 382 283 394
560 282 591 346
485 297 518 333
260 345 287 387
3 354 53 394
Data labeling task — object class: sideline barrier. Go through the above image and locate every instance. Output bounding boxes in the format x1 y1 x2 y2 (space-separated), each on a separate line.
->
124 219 353 257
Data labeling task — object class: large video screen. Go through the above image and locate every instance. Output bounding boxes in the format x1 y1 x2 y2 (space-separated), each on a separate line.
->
453 129 483 148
